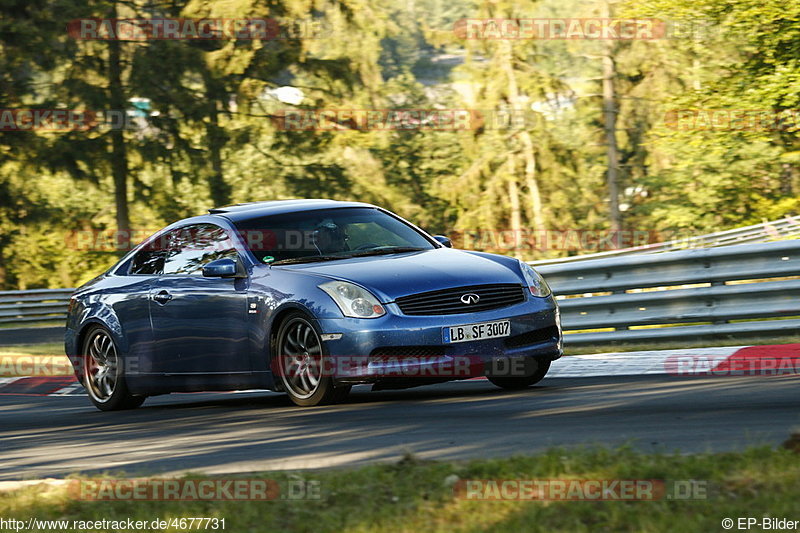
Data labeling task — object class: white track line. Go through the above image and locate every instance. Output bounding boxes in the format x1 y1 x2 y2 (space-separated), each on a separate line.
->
51 383 84 395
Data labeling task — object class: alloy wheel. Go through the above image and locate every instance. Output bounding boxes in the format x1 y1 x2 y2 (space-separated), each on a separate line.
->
84 329 119 403
278 318 324 400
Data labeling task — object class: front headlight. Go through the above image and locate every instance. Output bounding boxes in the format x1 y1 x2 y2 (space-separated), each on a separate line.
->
319 281 386 318
518 260 552 298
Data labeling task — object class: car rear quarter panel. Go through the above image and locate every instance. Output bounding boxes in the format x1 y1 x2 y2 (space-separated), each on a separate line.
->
66 276 155 376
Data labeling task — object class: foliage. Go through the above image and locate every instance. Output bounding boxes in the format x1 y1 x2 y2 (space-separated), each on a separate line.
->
2 445 800 532
0 0 798 288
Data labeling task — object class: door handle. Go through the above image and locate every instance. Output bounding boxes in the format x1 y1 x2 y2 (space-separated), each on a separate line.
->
153 290 173 305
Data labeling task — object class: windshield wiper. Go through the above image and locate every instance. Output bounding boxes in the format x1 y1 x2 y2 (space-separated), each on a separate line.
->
271 255 350 265
348 246 428 257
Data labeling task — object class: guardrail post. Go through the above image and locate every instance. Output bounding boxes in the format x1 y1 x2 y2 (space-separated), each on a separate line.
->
710 280 728 324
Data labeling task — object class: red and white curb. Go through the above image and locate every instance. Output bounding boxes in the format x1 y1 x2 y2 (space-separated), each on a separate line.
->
1 344 798 396
547 346 742 378
0 376 82 396
548 343 800 378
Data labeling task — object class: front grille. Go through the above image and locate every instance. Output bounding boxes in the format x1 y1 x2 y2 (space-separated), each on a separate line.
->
369 345 447 362
394 284 525 316
504 326 560 348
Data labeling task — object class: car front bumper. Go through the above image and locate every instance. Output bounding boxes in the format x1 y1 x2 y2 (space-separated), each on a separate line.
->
313 297 561 384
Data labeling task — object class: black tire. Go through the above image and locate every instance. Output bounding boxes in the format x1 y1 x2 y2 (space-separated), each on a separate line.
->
81 325 146 411
274 312 350 407
487 358 551 390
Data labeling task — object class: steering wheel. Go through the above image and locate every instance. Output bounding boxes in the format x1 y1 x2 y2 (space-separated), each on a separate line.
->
354 243 380 251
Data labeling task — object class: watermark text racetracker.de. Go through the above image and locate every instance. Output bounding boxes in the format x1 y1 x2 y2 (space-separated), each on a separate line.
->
452 229 661 253
67 17 330 40
664 108 800 132
0 109 145 132
68 478 320 501
452 18 717 40
665 355 800 377
453 479 709 501
0 356 75 378
0 517 227 531
271 354 545 379
272 108 549 131
0 354 139 378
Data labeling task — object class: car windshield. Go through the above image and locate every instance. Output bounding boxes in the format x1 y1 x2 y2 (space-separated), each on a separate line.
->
233 207 435 265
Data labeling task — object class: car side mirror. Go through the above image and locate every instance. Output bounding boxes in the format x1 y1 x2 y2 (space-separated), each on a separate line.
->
202 257 246 278
433 235 452 248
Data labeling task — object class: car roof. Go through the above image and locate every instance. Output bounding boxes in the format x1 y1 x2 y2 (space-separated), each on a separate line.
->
208 199 378 223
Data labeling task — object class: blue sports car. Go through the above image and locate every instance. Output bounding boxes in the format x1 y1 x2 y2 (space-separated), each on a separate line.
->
66 200 561 409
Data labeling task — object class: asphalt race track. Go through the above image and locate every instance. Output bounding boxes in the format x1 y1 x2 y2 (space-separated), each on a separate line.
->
1 374 798 481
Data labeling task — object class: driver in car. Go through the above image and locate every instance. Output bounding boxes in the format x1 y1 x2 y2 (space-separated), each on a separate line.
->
312 220 349 255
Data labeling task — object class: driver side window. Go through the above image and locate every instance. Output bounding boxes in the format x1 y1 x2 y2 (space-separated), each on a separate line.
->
129 248 165 275
161 224 239 276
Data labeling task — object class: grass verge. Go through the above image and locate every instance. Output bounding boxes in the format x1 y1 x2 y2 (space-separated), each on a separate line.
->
2 445 799 532
0 343 64 357
0 343 69 377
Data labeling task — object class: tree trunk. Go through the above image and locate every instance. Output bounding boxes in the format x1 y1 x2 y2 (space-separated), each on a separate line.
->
108 3 130 251
499 40 545 232
519 131 544 232
602 0 622 233
507 158 523 254
205 109 230 207
203 70 231 207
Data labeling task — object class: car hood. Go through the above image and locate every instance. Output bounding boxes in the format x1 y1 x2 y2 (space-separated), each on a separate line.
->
274 248 522 301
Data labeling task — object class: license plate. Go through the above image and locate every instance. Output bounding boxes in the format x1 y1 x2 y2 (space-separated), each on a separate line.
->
443 319 511 344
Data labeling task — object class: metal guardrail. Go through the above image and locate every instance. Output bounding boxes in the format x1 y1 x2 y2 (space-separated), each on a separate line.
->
532 216 800 266
537 239 800 344
0 288 72 325
2 238 800 347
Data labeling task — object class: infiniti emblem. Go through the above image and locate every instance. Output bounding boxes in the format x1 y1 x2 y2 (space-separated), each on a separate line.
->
460 293 480 305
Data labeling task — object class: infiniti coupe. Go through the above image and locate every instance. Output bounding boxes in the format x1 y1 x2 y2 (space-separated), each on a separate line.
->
65 200 561 409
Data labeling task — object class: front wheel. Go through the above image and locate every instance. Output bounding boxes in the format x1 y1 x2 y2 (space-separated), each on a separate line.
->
82 325 145 411
487 359 551 390
275 313 350 407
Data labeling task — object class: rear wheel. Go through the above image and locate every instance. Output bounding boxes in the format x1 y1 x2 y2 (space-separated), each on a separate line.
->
275 313 350 406
82 325 145 411
487 359 551 390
